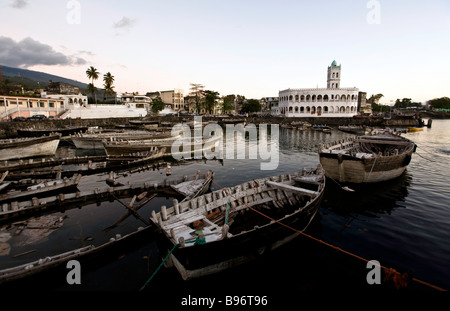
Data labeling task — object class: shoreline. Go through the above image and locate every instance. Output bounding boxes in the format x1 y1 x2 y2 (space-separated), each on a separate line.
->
0 112 446 139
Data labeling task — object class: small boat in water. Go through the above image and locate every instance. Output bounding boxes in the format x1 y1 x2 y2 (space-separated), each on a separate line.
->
338 125 370 135
150 165 325 280
408 126 424 132
0 134 61 161
71 130 165 150
17 127 88 137
0 174 81 205
0 170 214 285
318 130 416 183
102 133 180 156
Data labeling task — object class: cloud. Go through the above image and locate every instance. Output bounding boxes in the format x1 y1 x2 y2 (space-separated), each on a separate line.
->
0 36 88 68
114 16 136 29
113 16 137 35
10 0 28 9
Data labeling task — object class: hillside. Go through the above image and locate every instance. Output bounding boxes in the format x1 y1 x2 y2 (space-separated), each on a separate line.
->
0 65 89 90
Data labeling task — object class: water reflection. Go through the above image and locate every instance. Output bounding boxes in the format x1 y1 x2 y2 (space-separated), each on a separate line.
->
321 171 412 218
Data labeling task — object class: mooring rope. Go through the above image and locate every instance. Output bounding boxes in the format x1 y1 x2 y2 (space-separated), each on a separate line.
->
209 178 446 291
139 243 179 291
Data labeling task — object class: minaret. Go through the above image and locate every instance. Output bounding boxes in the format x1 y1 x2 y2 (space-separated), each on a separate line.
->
327 60 341 89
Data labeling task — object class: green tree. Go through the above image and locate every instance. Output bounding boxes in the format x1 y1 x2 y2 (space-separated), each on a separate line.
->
151 98 165 113
428 97 450 109
189 83 205 113
241 99 261 113
394 98 411 108
103 72 115 99
204 90 220 114
86 66 99 104
222 95 235 113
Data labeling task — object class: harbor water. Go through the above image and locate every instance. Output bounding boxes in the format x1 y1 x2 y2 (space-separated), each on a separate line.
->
0 119 449 298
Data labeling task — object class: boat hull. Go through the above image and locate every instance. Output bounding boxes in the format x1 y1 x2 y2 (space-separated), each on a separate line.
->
160 201 321 280
71 137 105 150
151 168 325 280
17 127 87 137
0 135 60 161
318 131 415 183
319 153 412 183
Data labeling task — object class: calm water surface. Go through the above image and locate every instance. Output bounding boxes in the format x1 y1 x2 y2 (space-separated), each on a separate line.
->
1 119 449 297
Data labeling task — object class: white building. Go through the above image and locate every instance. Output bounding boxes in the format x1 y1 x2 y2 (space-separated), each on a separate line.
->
274 60 359 117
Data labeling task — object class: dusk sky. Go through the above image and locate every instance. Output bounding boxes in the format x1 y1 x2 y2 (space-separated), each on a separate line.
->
1 0 449 104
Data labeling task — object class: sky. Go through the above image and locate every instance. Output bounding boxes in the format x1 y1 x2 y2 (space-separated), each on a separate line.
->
0 0 449 104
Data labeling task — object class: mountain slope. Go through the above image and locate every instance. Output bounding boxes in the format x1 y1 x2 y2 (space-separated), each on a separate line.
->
1 65 89 90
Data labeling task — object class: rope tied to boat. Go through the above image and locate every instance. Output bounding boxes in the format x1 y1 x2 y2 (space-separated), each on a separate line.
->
208 178 447 292
139 243 179 291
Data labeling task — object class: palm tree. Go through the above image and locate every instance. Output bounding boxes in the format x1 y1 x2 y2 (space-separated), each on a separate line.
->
86 66 99 104
103 72 115 101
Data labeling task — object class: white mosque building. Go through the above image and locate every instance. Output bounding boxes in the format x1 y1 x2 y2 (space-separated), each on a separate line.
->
274 60 359 117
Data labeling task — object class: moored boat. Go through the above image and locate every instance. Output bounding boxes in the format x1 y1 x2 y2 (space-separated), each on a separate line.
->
318 130 416 183
0 170 214 285
17 127 87 137
71 131 165 150
150 165 325 280
338 125 370 135
102 133 181 156
0 134 61 161
408 126 424 132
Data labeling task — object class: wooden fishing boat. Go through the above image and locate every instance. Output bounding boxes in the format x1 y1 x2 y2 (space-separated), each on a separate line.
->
0 170 214 224
17 127 88 137
71 131 165 150
312 125 332 133
150 165 325 280
0 226 152 286
0 134 61 161
338 125 370 135
318 130 416 183
128 119 159 125
102 133 181 156
0 171 214 286
0 174 81 205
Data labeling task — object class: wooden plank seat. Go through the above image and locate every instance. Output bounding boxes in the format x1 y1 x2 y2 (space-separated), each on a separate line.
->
265 180 319 197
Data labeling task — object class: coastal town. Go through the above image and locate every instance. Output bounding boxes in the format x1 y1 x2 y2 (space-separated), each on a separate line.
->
1 61 448 125
0 54 449 297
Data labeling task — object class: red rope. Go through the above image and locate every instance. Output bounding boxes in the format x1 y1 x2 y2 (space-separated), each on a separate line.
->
211 179 447 291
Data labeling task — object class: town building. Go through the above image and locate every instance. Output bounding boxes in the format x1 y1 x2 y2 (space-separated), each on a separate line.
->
274 61 359 117
160 89 185 111
261 97 279 113
47 80 80 95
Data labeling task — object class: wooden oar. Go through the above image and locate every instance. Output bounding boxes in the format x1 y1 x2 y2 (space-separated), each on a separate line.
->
105 193 156 231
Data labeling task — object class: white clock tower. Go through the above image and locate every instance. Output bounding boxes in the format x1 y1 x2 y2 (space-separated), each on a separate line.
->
327 60 341 89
